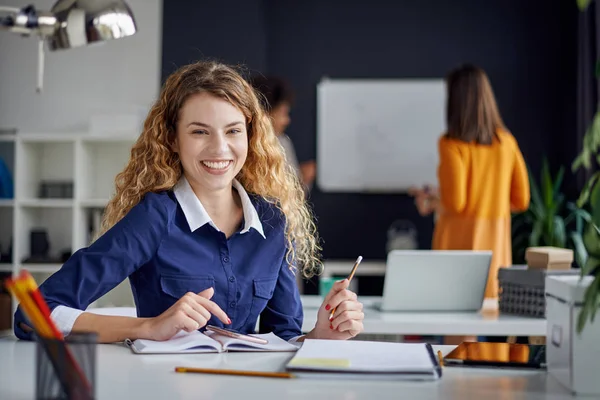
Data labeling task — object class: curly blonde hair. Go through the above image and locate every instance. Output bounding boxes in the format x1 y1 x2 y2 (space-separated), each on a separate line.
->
99 61 323 278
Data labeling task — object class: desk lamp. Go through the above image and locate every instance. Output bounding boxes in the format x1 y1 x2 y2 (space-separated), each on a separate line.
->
0 0 137 92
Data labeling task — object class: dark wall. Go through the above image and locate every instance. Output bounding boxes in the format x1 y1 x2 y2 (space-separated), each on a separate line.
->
161 0 268 80
162 0 578 262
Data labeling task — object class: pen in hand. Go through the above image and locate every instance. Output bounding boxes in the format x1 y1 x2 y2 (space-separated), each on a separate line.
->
329 255 362 321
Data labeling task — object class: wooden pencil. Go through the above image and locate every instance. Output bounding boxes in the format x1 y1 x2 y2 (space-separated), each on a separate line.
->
175 366 296 379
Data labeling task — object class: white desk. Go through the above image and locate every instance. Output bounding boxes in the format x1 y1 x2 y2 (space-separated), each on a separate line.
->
0 337 577 399
301 296 546 337
86 296 546 338
321 260 386 277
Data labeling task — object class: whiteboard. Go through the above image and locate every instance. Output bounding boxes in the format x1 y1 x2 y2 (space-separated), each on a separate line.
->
316 79 445 192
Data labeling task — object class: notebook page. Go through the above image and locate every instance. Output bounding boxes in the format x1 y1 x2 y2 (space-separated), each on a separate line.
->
211 332 298 352
288 339 436 372
130 330 221 354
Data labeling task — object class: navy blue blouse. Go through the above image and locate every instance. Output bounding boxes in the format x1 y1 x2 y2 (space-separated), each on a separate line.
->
13 184 303 341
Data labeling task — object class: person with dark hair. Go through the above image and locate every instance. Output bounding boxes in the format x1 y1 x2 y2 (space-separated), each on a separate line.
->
250 75 316 191
411 64 530 300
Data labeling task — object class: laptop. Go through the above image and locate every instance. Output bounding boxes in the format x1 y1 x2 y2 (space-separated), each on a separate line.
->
376 250 492 312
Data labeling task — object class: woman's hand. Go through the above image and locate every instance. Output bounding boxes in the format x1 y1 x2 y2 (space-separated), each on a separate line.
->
409 185 440 216
307 279 364 340
140 287 230 341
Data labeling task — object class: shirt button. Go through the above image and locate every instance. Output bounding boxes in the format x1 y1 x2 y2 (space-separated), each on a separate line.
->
230 302 236 308
222 256 230 263
229 276 235 283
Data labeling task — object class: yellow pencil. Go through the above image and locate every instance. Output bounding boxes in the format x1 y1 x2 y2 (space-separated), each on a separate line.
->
175 367 296 379
329 256 363 321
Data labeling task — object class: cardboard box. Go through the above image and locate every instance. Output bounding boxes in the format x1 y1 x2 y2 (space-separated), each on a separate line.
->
526 247 573 270
546 275 600 396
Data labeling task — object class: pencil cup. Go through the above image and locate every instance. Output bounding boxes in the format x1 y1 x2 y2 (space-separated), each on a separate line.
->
35 331 97 400
319 277 358 298
319 277 337 298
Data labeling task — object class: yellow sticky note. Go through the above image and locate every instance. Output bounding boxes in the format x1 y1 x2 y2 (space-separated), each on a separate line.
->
288 358 351 368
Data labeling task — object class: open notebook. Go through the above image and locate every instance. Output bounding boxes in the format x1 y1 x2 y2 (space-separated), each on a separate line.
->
124 330 298 354
286 339 442 380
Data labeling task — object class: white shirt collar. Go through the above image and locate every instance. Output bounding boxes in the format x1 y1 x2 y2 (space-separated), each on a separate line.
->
173 176 265 239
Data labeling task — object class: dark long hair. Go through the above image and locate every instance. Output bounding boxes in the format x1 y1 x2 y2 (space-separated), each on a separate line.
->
445 64 505 145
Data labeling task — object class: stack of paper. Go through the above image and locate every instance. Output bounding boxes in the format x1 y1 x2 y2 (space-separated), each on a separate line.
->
286 339 442 381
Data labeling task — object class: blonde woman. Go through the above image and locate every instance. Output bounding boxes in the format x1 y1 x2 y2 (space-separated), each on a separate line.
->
14 61 364 343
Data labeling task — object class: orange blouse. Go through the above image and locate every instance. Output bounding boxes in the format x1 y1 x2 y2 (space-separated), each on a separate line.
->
432 130 530 299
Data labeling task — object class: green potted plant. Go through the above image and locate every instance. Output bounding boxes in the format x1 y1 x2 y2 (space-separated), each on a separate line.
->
571 0 600 334
511 158 588 268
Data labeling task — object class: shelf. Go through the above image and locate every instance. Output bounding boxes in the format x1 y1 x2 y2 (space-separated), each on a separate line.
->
17 133 85 143
0 134 16 142
16 141 74 199
0 207 13 265
0 264 13 272
18 263 62 273
78 141 130 200
17 208 73 266
79 198 110 208
20 199 73 208
2 131 136 329
81 135 138 143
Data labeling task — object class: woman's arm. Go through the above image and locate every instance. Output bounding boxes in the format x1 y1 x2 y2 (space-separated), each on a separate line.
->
71 314 150 343
437 139 467 214
509 139 530 212
14 193 170 341
69 287 229 343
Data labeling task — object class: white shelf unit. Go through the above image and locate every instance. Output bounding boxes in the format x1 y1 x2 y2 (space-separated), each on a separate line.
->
0 133 138 322
0 138 15 273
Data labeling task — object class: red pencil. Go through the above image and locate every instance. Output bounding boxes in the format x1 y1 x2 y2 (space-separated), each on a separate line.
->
17 270 93 399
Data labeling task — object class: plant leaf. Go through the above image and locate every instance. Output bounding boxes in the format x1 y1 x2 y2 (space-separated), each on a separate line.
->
530 221 542 247
579 111 600 177
542 158 553 208
552 165 565 200
553 216 567 248
576 171 600 208
591 111 600 151
566 203 594 225
583 223 600 259
572 153 585 172
577 0 592 11
591 177 600 226
582 255 600 277
570 231 589 268
528 167 543 212
576 265 600 334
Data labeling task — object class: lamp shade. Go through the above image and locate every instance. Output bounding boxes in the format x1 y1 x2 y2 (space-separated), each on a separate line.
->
47 0 137 51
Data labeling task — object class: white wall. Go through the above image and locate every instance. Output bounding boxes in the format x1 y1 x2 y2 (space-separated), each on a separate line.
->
0 0 163 133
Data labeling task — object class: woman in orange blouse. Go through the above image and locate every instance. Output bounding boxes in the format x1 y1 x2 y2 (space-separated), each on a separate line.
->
412 64 530 300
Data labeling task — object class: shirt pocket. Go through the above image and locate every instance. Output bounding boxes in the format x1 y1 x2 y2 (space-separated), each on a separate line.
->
243 277 278 327
160 274 215 300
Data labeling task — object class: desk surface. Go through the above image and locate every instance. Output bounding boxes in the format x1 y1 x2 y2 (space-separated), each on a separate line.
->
0 337 576 400
301 296 546 337
87 296 546 337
